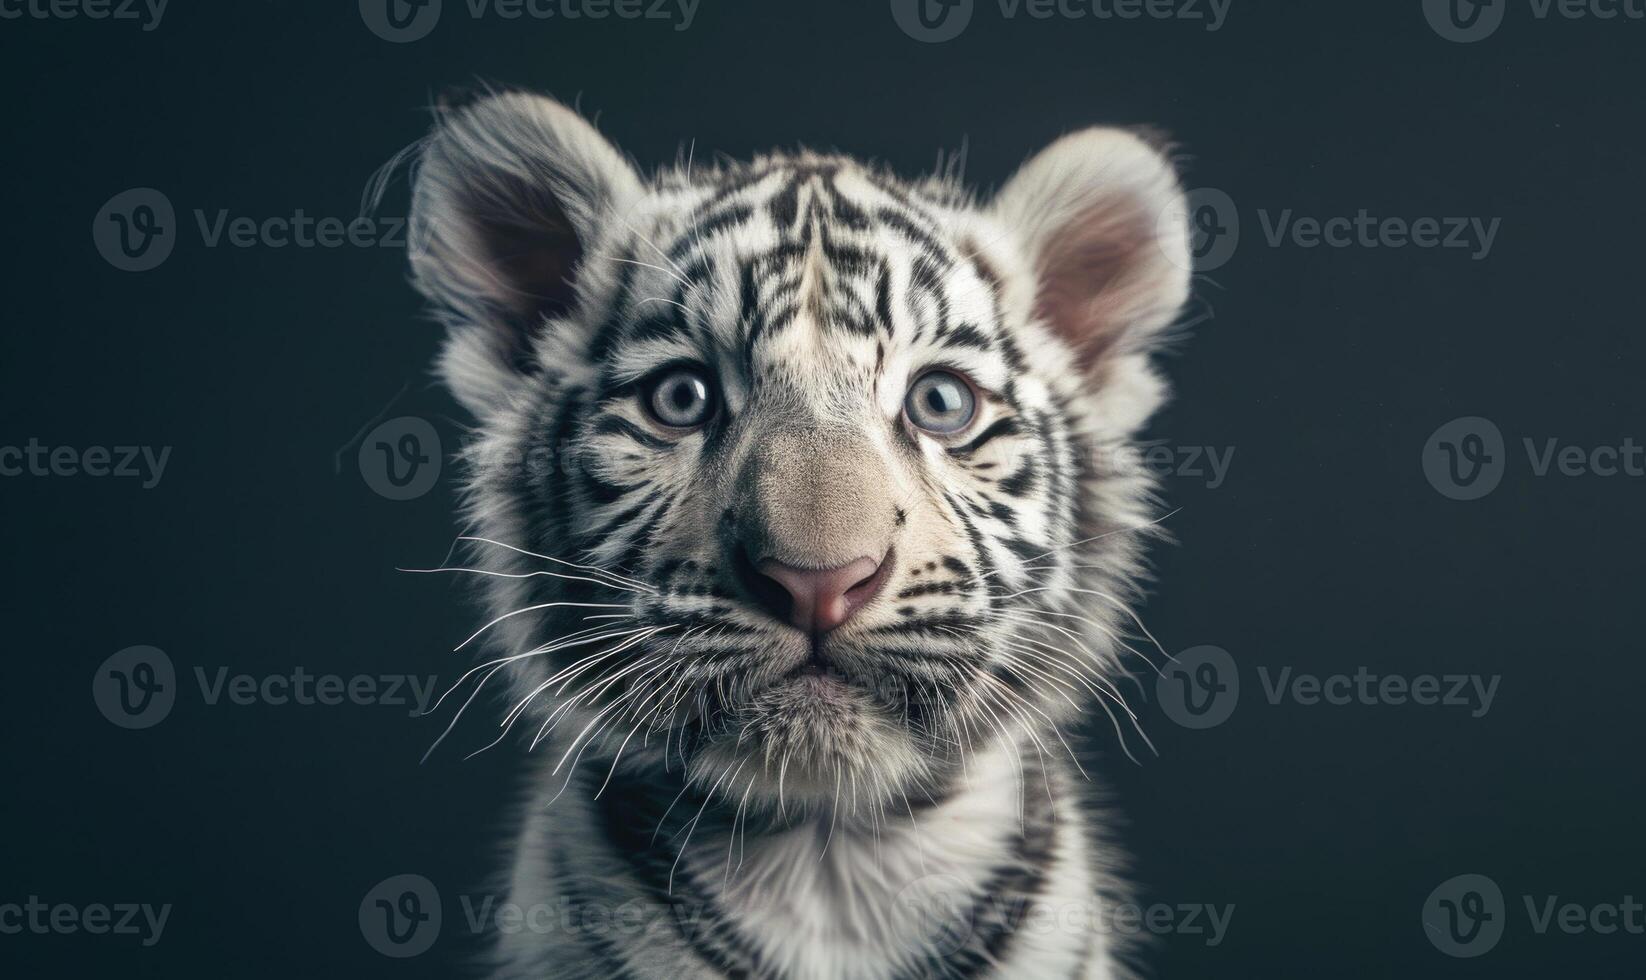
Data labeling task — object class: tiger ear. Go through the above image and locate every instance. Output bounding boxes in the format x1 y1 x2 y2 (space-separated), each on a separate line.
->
993 128 1190 431
408 91 643 416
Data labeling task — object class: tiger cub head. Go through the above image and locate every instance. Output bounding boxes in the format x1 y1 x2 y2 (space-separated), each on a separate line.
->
408 90 1191 817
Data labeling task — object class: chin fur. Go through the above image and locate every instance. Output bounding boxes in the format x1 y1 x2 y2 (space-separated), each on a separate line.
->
683 672 935 817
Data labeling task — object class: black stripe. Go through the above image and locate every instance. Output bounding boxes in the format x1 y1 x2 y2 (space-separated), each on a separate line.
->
829 186 871 230
591 414 673 452
951 417 1021 458
874 206 953 265
590 773 769 978
584 498 652 550
613 498 676 575
549 843 645 980
889 759 1060 980
988 498 1019 529
669 202 756 264
945 491 997 601
1000 535 1044 566
864 615 983 637
998 458 1040 498
580 468 637 507
939 321 993 351
584 261 638 364
896 581 959 599
874 263 896 337
736 259 763 364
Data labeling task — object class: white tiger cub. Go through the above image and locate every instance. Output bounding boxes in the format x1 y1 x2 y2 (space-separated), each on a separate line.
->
405 89 1192 979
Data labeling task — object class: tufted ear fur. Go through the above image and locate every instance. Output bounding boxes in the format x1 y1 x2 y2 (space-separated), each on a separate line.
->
993 128 1191 432
408 91 643 416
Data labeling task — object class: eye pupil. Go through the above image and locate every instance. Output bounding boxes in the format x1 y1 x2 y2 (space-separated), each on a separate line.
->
905 370 977 435
645 368 714 429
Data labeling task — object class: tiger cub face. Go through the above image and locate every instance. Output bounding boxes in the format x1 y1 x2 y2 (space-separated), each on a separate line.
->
409 91 1190 819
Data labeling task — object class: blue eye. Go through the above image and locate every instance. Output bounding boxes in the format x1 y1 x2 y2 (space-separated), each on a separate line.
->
645 367 715 429
905 370 977 434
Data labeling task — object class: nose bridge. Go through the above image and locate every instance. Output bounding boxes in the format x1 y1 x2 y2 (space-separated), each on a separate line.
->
733 417 895 568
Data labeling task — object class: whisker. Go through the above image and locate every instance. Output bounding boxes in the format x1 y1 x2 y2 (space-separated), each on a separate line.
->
588 251 692 290
965 509 1181 586
456 601 630 651
456 535 658 593
400 563 650 597
420 662 505 765
427 624 630 716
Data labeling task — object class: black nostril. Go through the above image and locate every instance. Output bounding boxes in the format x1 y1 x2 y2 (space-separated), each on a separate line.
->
732 548 793 624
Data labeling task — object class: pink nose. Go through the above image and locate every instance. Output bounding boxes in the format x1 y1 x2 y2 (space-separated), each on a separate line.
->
754 555 886 634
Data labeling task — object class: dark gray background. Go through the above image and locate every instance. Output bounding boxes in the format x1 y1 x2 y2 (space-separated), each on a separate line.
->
2 0 1643 976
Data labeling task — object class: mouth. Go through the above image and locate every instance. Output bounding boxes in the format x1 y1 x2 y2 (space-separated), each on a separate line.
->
787 665 856 703
784 654 855 693
775 641 905 713
766 638 873 707
747 659 885 730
